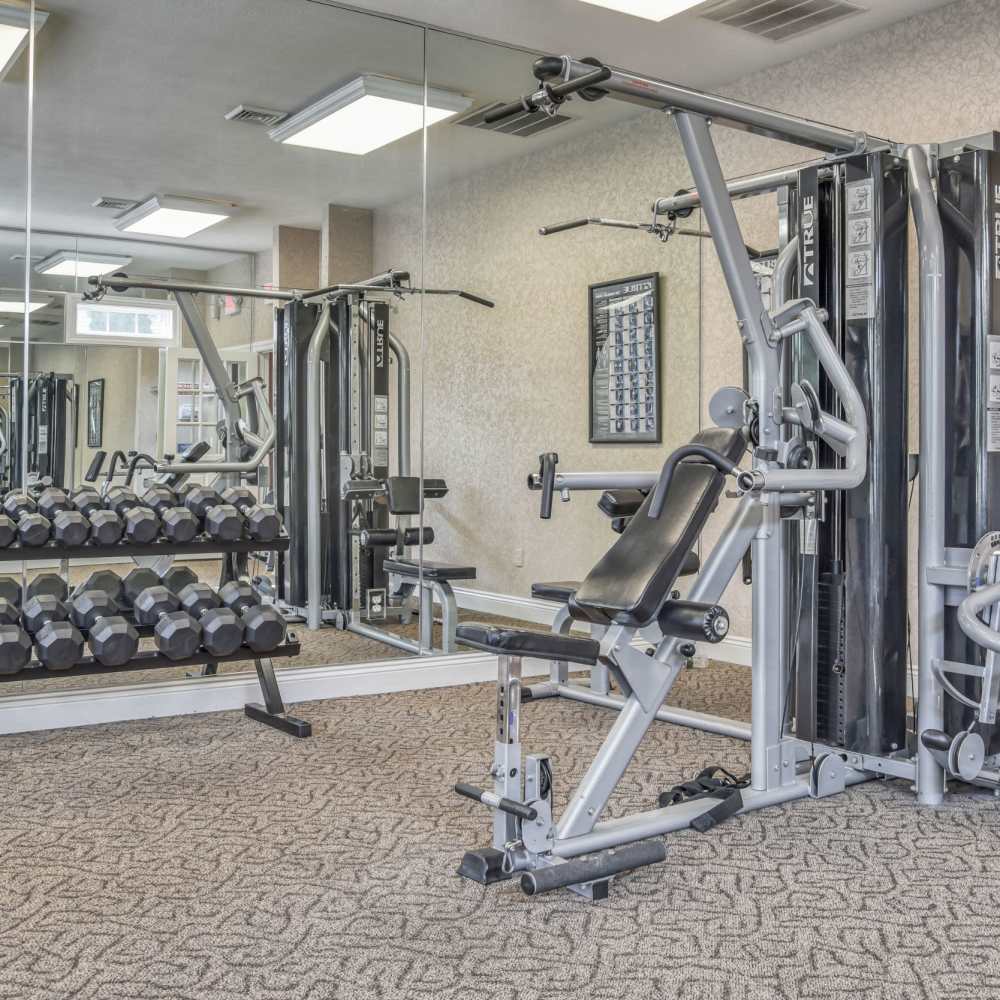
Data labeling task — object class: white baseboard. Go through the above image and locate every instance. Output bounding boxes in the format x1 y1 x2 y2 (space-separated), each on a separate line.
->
452 586 752 667
0 650 556 736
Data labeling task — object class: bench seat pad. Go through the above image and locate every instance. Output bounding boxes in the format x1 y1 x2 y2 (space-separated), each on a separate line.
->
384 558 477 582
456 623 599 665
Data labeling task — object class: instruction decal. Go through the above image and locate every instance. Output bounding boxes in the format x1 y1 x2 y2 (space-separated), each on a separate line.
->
845 178 875 321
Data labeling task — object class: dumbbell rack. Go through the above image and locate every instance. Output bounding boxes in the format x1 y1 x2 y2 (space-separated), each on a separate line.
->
0 531 311 738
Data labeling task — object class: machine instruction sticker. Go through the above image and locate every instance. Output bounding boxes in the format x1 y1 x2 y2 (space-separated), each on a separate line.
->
989 410 1000 452
990 335 1000 371
845 178 876 321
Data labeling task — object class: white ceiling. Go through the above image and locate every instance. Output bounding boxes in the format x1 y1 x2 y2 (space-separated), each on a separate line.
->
0 0 962 263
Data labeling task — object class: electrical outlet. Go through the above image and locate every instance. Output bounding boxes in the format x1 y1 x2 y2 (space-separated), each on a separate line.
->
512 546 524 567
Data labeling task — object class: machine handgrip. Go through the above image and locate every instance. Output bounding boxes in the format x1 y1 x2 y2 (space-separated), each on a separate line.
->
84 450 106 483
648 446 738 519
457 291 496 308
546 65 612 100
539 218 591 236
454 782 538 822
538 452 559 520
484 97 536 125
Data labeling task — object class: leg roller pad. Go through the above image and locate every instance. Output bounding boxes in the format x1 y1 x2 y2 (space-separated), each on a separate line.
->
457 848 513 885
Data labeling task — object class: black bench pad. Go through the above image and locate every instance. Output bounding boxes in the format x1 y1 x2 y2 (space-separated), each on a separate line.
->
531 580 581 603
384 558 477 582
456 623 599 666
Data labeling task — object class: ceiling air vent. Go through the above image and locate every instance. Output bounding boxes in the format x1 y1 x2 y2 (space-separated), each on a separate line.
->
698 0 864 42
225 104 287 127
91 196 138 211
455 103 572 138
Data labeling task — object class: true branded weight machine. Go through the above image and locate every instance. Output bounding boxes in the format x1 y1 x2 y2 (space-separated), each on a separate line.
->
451 54 1000 900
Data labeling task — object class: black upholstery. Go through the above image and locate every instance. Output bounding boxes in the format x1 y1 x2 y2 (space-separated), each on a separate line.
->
384 558 477 582
385 477 421 515
455 623 599 665
598 489 646 519
530 580 581 603
570 427 746 629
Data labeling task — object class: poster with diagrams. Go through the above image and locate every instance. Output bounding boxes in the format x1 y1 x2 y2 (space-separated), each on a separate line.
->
589 273 660 443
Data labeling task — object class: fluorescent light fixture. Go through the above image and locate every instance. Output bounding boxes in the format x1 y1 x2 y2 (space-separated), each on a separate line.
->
34 250 132 278
577 0 701 20
0 300 46 313
114 194 234 238
0 5 47 81
269 74 471 155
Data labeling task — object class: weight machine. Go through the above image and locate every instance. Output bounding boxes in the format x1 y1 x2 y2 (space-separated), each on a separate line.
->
8 371 77 491
451 54 1000 900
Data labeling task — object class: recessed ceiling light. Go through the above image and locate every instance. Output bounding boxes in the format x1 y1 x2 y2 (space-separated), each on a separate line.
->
0 300 47 314
0 6 48 81
269 74 471 155
577 0 701 20
34 250 132 278
114 195 234 238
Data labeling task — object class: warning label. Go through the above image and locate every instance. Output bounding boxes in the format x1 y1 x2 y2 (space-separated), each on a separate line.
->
989 410 1000 453
845 285 873 321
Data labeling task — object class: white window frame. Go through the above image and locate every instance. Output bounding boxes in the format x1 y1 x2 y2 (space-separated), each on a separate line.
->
63 293 180 349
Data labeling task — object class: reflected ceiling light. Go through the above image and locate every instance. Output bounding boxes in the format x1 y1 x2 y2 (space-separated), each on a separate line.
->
577 0 701 20
35 250 132 278
269 74 471 155
0 5 47 81
0 300 46 313
113 195 234 238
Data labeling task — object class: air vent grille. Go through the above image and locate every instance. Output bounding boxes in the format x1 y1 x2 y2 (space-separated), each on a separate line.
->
698 0 864 41
455 103 572 138
225 104 287 127
91 196 138 211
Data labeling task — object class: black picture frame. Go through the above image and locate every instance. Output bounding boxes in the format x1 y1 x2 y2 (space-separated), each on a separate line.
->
588 272 661 444
87 378 104 448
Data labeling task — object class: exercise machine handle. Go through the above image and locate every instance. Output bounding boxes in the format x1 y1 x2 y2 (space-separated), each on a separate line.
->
484 65 611 125
539 218 592 236
454 782 538 822
957 583 1000 656
537 452 559 520
124 452 157 487
84 450 106 483
649 446 738 519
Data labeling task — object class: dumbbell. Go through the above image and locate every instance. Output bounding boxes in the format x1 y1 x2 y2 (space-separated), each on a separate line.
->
133 585 201 660
122 506 160 543
0 577 20 608
184 487 243 541
73 570 125 605
161 565 198 593
4 493 50 546
218 580 287 652
0 514 15 547
22 594 83 671
105 487 142 517
88 509 124 545
26 573 69 603
0 597 32 675
70 590 139 667
177 582 245 656
122 564 198 609
72 490 105 519
141 487 199 542
52 510 90 546
37 487 71 521
220 487 283 542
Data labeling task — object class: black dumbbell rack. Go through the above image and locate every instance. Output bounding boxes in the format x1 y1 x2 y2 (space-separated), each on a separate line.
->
0 532 290 561
0 530 311 738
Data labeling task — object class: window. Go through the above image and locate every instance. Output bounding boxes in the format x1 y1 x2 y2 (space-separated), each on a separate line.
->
65 294 179 348
175 354 247 457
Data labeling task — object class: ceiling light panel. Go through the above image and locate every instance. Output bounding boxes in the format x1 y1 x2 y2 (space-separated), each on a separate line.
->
114 195 233 238
0 300 47 313
270 74 471 154
35 250 132 278
0 6 47 80
577 0 701 20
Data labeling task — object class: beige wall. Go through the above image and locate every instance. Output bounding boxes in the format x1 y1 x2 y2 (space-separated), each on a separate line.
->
373 0 1000 638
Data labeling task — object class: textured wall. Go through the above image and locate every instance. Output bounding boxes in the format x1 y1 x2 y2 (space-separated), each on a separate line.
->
375 0 1000 634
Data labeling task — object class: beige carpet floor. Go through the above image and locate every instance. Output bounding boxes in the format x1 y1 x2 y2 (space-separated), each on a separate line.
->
2 662 1000 999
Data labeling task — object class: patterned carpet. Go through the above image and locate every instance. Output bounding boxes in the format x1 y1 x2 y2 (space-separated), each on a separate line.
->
2 662 1000 999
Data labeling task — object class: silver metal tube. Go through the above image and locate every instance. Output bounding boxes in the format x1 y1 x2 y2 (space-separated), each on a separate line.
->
89 274 297 300
528 471 660 492
558 57 885 154
346 620 422 655
305 305 332 631
556 682 752 740
908 144 947 807
958 584 1000 654
653 164 822 216
388 334 410 477
773 236 798 307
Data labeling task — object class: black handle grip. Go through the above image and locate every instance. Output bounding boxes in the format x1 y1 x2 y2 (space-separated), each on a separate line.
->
484 97 536 125
539 218 591 236
538 452 559 520
454 783 538 822
104 450 128 484
546 65 612 101
648 446 738 519
124 452 156 487
457 290 495 308
402 526 434 546
84 450 106 483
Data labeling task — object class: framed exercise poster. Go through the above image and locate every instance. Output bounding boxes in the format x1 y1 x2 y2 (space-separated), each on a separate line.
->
87 378 104 448
589 272 660 443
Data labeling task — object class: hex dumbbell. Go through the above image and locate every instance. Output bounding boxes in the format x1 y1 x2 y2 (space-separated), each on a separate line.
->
26 573 69 603
218 580 287 652
53 509 90 546
73 570 125 605
142 487 199 542
89 509 124 545
161 565 199 594
16 510 51 547
141 486 178 515
105 487 142 517
184 486 223 522
37 487 72 521
0 596 32 675
22 594 83 671
133 585 201 660
220 488 283 542
177 582 245 656
71 488 104 518
0 577 21 608
3 492 34 521
122 567 161 608
70 590 139 667
123 506 160 543
0 514 15 547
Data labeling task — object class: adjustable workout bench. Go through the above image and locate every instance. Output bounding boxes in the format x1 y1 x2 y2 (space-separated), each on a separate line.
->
454 426 744 898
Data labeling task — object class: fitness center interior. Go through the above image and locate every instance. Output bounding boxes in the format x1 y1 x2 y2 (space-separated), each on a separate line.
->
2 0 1000 997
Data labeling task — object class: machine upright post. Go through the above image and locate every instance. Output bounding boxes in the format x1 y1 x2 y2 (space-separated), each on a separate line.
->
908 145 947 805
